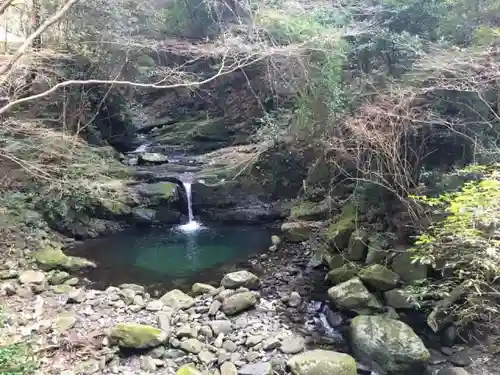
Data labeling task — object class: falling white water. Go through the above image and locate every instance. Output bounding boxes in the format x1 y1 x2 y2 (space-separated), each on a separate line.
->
178 181 201 232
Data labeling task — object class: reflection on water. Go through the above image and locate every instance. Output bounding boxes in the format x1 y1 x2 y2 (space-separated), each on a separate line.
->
66 224 272 292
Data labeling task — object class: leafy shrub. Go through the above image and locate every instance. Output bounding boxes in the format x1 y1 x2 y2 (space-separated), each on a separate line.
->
410 165 500 329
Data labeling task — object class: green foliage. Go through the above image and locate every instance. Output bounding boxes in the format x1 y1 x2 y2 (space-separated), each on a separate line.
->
409 166 500 328
163 0 218 38
0 343 38 375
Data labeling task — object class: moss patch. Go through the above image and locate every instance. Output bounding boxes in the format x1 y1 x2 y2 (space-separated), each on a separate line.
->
33 245 95 271
323 203 357 251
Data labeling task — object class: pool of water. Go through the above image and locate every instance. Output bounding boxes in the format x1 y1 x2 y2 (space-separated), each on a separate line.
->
66 224 273 293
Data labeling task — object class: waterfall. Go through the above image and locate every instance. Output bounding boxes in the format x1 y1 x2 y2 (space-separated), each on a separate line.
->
179 180 201 232
184 182 194 223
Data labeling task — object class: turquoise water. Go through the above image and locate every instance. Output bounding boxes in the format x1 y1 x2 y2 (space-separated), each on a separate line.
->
67 225 272 292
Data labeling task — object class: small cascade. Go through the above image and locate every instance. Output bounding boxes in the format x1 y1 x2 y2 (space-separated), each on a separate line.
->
179 179 201 232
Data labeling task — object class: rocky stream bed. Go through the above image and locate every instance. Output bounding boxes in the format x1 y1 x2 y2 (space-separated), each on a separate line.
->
0 238 497 375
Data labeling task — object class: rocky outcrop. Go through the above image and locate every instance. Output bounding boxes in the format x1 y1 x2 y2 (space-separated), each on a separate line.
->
327 278 384 314
221 291 259 315
160 289 195 310
287 350 357 375
350 315 430 374
281 221 325 243
391 252 427 284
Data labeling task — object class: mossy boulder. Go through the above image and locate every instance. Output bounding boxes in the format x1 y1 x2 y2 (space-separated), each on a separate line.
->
176 364 202 375
327 277 383 314
350 315 430 374
358 264 400 291
290 199 330 221
346 229 368 261
281 221 324 242
324 253 345 270
108 323 168 348
326 263 359 285
391 252 428 284
323 204 356 251
34 246 95 271
287 349 357 375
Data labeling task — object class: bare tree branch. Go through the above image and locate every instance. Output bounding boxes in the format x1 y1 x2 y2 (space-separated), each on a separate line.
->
0 0 79 79
0 0 14 17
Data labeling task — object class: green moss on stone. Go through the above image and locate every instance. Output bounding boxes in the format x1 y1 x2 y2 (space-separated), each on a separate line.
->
323 204 357 251
290 200 329 221
176 364 202 375
109 323 167 349
34 246 95 271
287 349 357 375
326 263 358 285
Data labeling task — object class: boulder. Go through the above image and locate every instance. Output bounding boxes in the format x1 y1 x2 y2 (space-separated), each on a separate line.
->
384 288 418 309
346 229 368 261
280 336 305 354
108 323 168 349
192 282 216 295
365 247 390 265
209 320 233 335
324 253 345 270
33 247 95 271
358 264 400 291
238 362 273 375
160 289 195 310
391 252 427 284
281 221 324 243
222 291 259 315
327 278 383 314
326 264 358 285
138 152 169 164
287 350 357 375
176 364 203 375
437 367 469 375
180 338 203 354
220 362 238 375
19 270 46 284
221 271 260 289
350 315 430 374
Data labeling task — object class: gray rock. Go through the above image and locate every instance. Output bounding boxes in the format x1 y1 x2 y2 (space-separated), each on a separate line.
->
288 292 302 307
246 351 260 362
384 288 418 309
246 335 264 347
350 315 430 374
192 283 216 296
139 152 169 164
222 340 237 353
391 252 427 284
146 300 164 311
214 333 225 348
222 292 259 315
262 337 281 351
209 300 222 316
140 356 161 371
327 278 384 315
199 350 216 365
346 229 369 261
180 338 203 354
200 325 213 339
54 312 77 333
160 289 195 310
157 311 172 330
210 320 233 335
437 367 470 375
221 271 261 290
220 362 238 375
280 336 305 354
358 264 400 291
287 350 357 375
238 362 273 375
1 282 16 296
176 324 198 338
19 270 46 284
450 350 472 367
